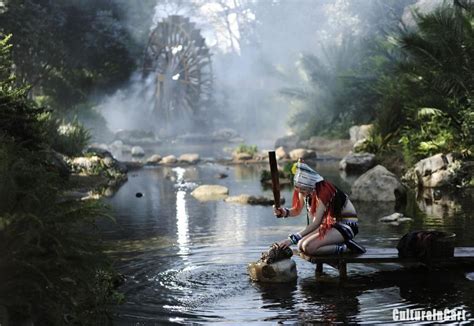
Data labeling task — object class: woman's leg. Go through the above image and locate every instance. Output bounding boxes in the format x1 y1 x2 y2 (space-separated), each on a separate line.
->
299 228 345 256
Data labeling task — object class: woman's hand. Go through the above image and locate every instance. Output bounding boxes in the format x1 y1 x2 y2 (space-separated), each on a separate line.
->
273 205 286 218
278 239 292 249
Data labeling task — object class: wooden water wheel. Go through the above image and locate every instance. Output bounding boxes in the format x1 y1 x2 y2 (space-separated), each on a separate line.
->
143 15 213 131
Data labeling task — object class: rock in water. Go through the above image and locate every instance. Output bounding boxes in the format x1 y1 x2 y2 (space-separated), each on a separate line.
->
191 185 229 201
248 259 297 283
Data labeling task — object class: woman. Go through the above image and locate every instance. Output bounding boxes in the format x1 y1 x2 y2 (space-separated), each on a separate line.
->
273 161 364 256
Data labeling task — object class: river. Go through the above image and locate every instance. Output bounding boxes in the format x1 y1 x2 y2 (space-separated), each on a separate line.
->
101 145 474 325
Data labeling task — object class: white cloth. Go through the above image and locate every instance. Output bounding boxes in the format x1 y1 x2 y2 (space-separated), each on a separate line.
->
293 162 323 191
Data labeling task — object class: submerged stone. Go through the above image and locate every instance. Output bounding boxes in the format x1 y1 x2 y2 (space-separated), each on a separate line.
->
248 259 297 283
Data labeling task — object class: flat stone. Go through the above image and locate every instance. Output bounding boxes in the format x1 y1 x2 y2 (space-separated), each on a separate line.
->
379 212 403 222
146 154 162 164
161 155 177 164
191 185 229 201
179 153 200 164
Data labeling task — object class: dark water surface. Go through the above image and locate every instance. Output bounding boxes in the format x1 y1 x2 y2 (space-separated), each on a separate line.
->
101 159 474 325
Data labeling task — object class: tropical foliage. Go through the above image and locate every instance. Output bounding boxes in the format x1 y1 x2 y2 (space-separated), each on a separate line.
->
0 34 120 325
283 0 473 169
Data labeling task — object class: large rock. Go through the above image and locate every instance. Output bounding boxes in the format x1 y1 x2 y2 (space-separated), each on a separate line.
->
339 152 376 173
146 154 162 165
349 124 373 143
161 155 177 164
191 185 229 201
303 137 353 159
45 150 71 178
404 153 460 188
85 146 113 159
248 259 297 283
289 148 316 160
131 146 145 157
351 165 406 203
68 155 127 183
275 146 287 160
179 153 200 164
224 194 285 206
275 134 300 150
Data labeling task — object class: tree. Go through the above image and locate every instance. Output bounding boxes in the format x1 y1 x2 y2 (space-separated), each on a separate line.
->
0 0 136 113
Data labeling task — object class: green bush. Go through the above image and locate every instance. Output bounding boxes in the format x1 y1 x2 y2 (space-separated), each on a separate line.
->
235 143 258 156
0 34 120 325
399 108 458 165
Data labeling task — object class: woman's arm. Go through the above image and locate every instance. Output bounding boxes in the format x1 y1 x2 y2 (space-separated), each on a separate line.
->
287 192 305 217
273 192 305 217
280 201 326 248
297 201 326 237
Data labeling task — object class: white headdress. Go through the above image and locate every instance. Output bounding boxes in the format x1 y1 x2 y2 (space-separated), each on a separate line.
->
293 161 323 191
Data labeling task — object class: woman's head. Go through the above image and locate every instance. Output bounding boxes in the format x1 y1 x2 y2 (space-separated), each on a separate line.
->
292 161 323 193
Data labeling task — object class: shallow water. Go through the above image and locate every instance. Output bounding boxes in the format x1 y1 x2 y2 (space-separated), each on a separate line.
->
101 159 474 325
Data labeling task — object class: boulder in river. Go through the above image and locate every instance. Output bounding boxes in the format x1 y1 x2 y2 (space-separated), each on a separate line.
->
179 153 200 164
351 165 407 204
289 148 316 161
275 146 287 160
131 146 145 157
191 185 229 201
146 154 162 165
339 152 376 173
403 153 461 188
248 259 297 283
161 155 177 164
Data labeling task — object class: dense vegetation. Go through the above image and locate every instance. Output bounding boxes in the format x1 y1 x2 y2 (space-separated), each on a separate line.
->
283 0 473 172
0 0 155 322
0 33 123 325
0 1 158 323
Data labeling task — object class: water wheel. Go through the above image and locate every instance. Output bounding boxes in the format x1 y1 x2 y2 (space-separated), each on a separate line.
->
143 15 213 134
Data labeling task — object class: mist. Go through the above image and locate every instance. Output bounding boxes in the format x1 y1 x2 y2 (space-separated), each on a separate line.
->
96 0 439 147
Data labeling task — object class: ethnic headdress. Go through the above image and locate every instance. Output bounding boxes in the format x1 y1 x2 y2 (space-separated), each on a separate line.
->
292 161 323 192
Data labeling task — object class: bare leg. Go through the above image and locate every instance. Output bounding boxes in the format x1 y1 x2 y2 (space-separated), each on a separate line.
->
299 228 345 256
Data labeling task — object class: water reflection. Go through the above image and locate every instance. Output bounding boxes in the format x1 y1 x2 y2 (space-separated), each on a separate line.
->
299 279 360 324
174 167 190 261
105 162 474 324
417 188 462 219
